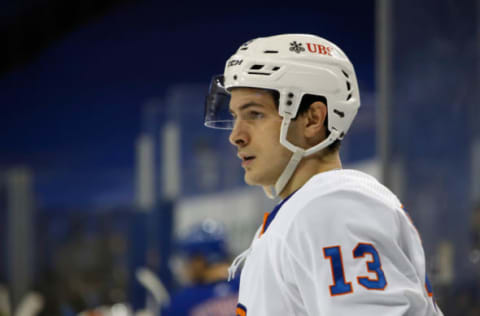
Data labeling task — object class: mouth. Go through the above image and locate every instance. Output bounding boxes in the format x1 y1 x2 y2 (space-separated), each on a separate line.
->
241 155 256 167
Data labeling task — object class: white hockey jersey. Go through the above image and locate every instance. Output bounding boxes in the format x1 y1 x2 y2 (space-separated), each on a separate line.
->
232 169 443 316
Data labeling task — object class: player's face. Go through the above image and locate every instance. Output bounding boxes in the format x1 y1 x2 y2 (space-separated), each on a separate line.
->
228 88 294 187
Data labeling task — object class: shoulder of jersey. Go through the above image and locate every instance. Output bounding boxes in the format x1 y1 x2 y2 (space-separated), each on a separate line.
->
271 169 403 233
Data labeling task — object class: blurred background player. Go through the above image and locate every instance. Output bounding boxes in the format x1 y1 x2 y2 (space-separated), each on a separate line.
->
162 219 239 316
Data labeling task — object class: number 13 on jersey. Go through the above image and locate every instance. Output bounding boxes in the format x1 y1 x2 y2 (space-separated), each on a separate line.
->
323 243 387 296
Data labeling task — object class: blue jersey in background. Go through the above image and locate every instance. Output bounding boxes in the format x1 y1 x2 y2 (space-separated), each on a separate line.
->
162 278 239 316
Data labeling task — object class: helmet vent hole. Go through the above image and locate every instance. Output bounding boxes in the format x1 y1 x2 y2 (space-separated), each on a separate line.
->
272 66 280 71
264 50 279 54
346 93 352 101
250 64 264 70
334 109 345 118
342 70 349 78
247 72 271 76
346 81 351 91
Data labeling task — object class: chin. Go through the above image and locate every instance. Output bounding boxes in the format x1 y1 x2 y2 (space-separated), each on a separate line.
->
244 171 274 187
244 170 259 185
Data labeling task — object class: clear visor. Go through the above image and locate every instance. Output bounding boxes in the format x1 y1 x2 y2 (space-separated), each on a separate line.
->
204 75 233 129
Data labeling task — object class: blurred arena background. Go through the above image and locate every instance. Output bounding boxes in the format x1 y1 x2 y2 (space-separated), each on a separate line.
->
0 0 479 315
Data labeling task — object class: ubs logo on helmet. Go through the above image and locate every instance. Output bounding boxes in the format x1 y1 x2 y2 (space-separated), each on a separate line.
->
289 41 305 54
306 43 333 56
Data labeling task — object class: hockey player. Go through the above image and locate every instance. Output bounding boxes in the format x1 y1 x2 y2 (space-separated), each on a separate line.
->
162 219 239 316
204 34 443 315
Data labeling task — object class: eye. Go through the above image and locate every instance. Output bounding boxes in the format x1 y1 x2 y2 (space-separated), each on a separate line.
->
247 111 264 120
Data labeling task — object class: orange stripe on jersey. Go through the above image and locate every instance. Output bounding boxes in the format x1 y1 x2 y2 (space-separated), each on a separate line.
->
236 303 247 316
425 282 433 297
259 212 269 237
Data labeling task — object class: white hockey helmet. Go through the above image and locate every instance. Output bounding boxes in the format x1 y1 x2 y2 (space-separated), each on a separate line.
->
204 34 361 198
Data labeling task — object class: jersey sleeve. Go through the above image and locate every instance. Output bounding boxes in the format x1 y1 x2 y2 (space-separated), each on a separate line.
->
278 191 441 315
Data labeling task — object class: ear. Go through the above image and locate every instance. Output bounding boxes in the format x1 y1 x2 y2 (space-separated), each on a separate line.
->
303 101 327 139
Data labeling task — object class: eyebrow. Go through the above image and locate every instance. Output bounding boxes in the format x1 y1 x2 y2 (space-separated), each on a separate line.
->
229 102 265 115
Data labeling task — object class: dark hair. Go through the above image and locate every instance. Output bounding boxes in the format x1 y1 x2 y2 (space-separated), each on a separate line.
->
268 90 341 152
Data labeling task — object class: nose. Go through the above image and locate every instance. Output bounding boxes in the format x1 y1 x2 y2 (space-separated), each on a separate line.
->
229 119 249 147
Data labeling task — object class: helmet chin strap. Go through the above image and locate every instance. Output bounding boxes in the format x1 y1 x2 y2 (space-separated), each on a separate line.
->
272 149 304 198
266 117 340 200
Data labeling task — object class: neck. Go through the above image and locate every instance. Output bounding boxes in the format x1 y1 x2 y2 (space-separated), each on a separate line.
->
278 150 342 199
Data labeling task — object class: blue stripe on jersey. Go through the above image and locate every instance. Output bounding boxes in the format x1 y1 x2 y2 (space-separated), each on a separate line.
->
263 190 297 233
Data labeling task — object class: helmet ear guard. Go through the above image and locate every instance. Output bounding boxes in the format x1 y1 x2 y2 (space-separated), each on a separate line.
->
277 87 303 120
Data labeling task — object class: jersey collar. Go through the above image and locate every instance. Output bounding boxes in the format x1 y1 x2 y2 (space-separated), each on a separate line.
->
260 190 297 236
